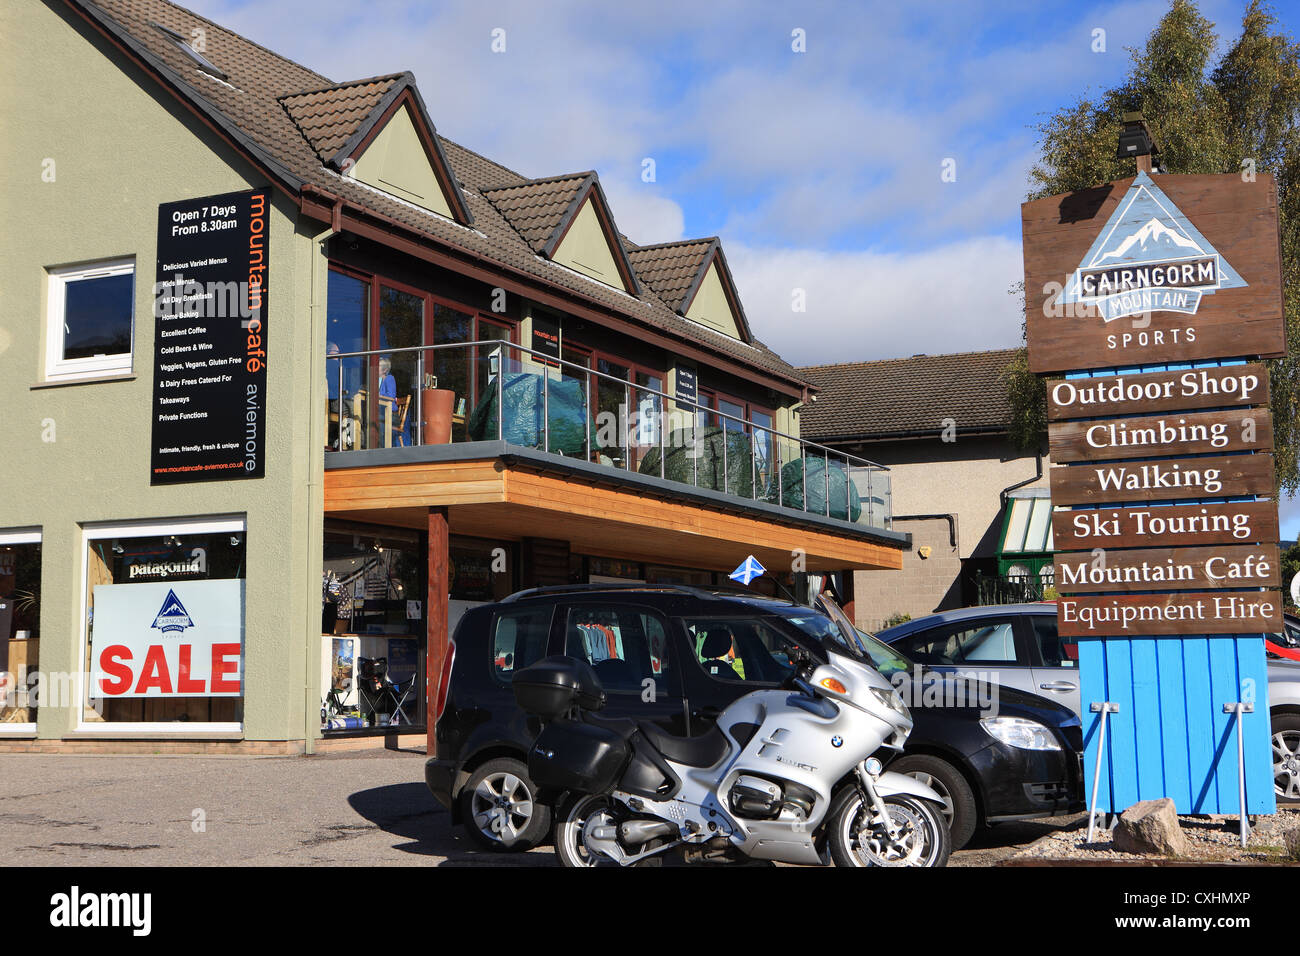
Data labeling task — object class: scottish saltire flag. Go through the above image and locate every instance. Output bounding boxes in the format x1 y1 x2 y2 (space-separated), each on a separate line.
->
729 555 766 586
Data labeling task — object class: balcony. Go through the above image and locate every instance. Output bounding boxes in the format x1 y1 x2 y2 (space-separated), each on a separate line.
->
323 341 903 573
326 340 892 528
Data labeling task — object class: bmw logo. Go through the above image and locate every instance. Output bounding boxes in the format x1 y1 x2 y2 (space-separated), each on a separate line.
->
831 736 843 748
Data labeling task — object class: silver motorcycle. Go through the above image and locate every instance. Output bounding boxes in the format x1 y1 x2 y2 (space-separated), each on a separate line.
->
513 604 950 867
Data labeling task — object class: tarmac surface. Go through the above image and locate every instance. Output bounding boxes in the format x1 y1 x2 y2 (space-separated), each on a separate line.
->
0 749 1075 867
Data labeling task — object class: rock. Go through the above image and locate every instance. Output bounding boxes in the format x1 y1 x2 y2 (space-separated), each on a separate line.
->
1112 798 1191 856
1285 827 1300 862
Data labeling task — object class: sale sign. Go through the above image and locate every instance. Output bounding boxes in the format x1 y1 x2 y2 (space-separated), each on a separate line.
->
90 579 244 698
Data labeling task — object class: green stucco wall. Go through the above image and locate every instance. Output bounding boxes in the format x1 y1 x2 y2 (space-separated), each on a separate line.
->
0 1 327 744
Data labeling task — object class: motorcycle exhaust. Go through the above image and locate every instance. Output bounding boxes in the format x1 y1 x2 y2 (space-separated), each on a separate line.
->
619 820 678 845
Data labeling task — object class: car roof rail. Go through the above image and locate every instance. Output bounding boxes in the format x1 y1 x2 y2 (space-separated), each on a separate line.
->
500 582 721 604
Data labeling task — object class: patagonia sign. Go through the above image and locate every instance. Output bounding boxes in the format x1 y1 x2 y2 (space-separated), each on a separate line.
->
1056 171 1246 321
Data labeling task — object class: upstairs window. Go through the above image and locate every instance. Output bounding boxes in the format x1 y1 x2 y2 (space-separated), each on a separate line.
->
45 258 135 381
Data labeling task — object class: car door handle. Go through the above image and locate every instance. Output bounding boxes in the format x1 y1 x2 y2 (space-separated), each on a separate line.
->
1039 681 1077 692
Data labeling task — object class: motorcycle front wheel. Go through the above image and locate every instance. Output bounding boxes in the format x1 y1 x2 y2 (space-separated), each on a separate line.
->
827 789 950 868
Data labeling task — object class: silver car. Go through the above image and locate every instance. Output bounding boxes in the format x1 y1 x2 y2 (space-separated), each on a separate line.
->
876 604 1300 805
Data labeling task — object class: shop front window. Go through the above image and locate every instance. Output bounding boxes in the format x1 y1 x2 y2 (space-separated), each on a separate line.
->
322 523 426 732
0 532 41 726
83 520 246 727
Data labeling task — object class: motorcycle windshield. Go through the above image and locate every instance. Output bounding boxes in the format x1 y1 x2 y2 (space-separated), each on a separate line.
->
812 593 911 679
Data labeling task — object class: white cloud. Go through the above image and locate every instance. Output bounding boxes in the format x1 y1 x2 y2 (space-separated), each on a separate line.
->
728 236 1024 366
600 183 686 245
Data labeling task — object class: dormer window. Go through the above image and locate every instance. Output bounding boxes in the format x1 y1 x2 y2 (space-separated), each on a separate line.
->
152 23 228 82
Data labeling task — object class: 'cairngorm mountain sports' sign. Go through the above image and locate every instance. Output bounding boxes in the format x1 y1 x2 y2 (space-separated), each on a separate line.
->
1022 173 1285 374
1055 171 1247 322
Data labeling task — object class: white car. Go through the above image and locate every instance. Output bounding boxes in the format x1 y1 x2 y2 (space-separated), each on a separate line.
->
877 604 1300 805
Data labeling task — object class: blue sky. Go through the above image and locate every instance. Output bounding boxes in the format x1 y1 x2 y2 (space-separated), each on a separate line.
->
188 0 1300 539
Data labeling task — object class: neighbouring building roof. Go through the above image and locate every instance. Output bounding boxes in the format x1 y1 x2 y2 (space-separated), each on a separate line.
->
799 348 1022 442
65 0 805 385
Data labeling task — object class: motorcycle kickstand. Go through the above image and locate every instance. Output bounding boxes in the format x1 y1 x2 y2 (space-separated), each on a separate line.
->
614 839 686 866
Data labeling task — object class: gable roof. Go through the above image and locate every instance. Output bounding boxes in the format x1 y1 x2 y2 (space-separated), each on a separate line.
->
280 73 405 165
482 172 590 253
62 0 807 389
483 172 640 293
626 239 713 312
799 349 1022 443
627 238 753 342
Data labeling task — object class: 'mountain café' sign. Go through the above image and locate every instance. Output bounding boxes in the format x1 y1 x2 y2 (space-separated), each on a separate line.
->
151 188 270 484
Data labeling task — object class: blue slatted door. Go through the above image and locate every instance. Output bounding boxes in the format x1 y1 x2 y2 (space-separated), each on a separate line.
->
1080 635 1275 814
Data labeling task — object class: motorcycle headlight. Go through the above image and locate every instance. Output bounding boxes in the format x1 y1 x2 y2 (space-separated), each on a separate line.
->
869 685 908 719
980 716 1061 751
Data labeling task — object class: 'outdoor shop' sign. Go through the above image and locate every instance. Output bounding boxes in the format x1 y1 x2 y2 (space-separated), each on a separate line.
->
150 189 270 484
1022 172 1286 373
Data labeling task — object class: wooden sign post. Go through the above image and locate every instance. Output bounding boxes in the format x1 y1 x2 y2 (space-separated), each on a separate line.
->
1021 168 1285 816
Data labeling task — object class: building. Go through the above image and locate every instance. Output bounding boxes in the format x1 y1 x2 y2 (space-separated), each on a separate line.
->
0 0 907 753
799 349 1052 630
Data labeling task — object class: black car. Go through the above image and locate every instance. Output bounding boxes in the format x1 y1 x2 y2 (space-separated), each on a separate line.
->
424 584 1083 852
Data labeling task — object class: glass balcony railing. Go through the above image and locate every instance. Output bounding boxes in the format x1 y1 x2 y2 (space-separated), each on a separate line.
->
326 340 892 530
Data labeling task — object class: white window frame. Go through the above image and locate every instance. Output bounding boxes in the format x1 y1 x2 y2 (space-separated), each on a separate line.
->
75 516 246 736
0 528 41 737
45 257 136 381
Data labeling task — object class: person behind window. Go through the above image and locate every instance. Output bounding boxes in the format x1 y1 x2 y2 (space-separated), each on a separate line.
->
376 356 410 446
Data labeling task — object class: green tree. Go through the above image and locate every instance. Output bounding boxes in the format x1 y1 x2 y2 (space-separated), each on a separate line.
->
1006 0 1300 495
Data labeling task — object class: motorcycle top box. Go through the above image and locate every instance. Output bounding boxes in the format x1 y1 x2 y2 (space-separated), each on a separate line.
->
511 655 606 720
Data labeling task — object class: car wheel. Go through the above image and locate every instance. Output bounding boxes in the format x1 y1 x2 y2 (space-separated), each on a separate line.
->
1272 713 1300 804
889 754 977 851
460 757 551 852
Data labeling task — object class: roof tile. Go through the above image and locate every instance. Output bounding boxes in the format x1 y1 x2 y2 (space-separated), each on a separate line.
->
279 74 404 164
625 239 714 313
799 349 1021 441
74 0 807 385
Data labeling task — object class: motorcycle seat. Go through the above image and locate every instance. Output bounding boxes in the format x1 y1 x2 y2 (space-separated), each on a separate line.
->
636 720 730 769
581 713 640 740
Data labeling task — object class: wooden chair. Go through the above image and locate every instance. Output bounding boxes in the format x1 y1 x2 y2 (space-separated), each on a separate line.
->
392 395 412 447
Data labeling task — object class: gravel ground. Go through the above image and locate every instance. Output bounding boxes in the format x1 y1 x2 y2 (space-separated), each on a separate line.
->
1012 806 1300 864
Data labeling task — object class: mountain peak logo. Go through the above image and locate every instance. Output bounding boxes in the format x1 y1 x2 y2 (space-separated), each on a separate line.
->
151 589 194 634
1057 171 1246 321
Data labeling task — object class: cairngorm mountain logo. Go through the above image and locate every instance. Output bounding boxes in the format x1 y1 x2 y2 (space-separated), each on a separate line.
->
151 588 194 634
1057 170 1247 322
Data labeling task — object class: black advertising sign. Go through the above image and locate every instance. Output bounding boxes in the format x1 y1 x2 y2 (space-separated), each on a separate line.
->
674 364 698 405
531 312 560 362
151 189 270 484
